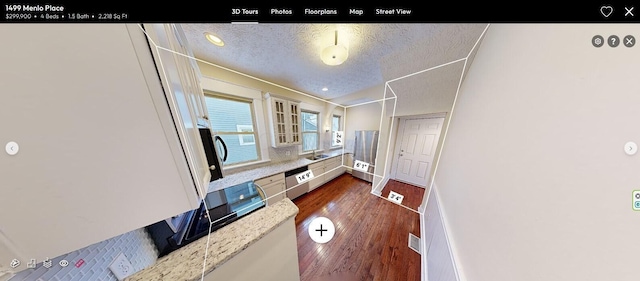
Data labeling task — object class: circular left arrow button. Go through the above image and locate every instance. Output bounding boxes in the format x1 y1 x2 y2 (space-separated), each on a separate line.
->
5 141 19 155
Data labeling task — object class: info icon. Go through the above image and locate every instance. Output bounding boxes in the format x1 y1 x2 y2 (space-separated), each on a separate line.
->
592 35 604 48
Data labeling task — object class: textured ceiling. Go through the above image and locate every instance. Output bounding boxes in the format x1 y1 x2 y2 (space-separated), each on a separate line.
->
181 23 488 102
388 60 466 117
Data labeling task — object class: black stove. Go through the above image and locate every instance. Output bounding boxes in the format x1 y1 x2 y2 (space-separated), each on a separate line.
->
146 181 266 257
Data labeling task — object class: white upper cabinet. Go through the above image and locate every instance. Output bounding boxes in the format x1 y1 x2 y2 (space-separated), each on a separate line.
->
143 24 212 195
0 24 208 271
264 93 302 147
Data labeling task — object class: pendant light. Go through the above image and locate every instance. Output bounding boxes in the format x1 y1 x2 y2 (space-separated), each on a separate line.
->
321 30 349 66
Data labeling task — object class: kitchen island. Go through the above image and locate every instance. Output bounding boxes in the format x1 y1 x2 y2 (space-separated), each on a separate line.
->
125 199 300 281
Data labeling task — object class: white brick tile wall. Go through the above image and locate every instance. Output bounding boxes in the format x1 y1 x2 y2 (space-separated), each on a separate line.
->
9 228 158 281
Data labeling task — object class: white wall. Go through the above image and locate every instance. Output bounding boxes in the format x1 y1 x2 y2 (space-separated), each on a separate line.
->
433 24 640 281
344 102 382 152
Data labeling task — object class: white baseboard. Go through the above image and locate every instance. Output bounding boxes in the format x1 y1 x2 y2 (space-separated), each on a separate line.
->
371 176 390 196
420 211 428 281
418 204 425 214
433 185 464 281
421 184 464 281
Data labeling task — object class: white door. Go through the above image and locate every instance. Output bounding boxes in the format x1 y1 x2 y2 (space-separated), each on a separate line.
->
393 117 444 187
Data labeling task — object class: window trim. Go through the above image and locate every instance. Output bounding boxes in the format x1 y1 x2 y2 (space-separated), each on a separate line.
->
301 110 320 152
331 114 343 147
236 125 256 146
203 91 262 166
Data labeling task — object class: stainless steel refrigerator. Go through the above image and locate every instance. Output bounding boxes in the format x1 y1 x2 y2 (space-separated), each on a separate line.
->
352 130 379 182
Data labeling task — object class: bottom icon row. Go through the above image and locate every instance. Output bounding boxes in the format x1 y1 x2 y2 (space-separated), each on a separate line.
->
9 258 69 269
592 35 635 47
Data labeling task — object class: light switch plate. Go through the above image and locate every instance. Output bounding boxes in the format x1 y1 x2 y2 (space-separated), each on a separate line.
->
109 253 134 280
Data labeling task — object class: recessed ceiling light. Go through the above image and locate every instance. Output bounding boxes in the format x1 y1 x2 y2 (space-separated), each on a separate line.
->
204 32 224 46
322 87 328 92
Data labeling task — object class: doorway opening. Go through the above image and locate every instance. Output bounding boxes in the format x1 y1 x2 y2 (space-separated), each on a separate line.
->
380 113 446 211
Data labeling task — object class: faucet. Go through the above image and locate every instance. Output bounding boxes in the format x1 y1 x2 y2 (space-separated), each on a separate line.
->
312 150 316 159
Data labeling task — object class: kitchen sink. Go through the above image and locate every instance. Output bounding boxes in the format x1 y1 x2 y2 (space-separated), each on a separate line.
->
307 154 329 160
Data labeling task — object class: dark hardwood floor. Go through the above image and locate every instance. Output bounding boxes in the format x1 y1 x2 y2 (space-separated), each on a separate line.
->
379 180 426 211
293 173 421 281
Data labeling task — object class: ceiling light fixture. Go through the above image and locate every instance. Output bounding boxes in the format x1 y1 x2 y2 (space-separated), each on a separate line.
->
322 87 328 91
321 30 348 66
204 32 224 47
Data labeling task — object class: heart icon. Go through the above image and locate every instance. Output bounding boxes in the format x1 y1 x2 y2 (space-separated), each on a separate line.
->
601 5 613 18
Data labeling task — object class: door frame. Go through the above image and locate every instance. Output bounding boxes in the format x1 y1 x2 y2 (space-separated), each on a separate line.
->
390 112 447 188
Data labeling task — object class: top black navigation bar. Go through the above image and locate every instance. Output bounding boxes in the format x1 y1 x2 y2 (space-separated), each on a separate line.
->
1 2 639 23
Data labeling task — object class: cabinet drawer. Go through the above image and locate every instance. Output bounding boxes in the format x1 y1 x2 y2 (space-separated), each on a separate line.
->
326 155 342 164
308 161 325 170
262 181 286 206
310 165 325 176
325 158 342 170
254 172 285 187
326 165 346 182
262 180 285 193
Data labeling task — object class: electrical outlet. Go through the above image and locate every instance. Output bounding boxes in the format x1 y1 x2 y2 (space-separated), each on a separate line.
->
109 253 134 280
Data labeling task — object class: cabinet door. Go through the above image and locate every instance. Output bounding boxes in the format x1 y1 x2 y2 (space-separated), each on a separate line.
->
308 161 326 191
288 101 301 145
144 24 211 197
271 98 289 147
309 166 326 191
172 25 209 127
0 24 202 268
325 157 345 182
262 180 286 206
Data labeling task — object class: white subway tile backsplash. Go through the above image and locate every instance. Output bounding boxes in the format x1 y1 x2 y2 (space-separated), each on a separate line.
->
9 228 158 281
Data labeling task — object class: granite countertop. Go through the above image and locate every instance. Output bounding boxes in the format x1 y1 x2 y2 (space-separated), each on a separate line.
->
125 199 299 281
208 149 352 193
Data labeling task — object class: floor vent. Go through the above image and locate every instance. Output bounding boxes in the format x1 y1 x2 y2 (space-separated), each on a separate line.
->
408 233 421 254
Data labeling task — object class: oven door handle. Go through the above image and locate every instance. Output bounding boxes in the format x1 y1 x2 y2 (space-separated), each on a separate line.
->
253 182 268 206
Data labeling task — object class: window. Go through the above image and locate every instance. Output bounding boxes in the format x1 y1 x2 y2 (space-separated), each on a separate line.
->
331 115 342 147
205 93 260 166
236 125 255 145
301 111 319 152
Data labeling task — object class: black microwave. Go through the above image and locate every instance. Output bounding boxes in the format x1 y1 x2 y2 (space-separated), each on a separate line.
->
199 127 225 182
